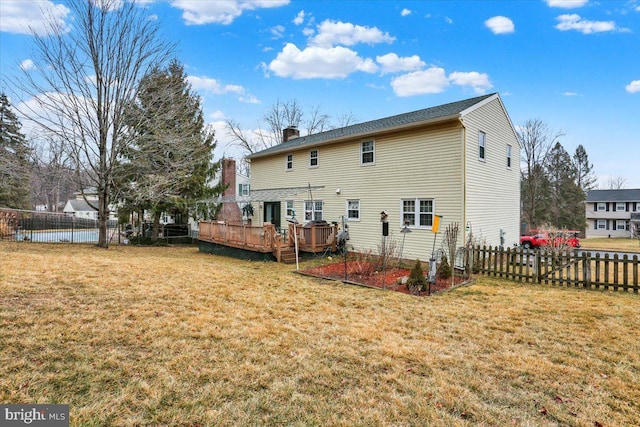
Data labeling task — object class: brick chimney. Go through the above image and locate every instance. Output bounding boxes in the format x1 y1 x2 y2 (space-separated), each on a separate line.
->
217 158 243 224
283 126 300 143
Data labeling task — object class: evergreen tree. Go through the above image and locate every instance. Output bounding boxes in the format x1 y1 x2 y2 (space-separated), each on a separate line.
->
572 144 597 195
0 93 31 209
116 61 224 240
546 142 584 231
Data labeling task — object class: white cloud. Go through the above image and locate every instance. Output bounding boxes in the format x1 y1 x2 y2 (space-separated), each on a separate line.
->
445 17 453 24
625 80 640 93
449 71 493 94
239 94 261 104
0 0 70 35
390 68 449 97
170 0 289 25
270 25 285 39
187 76 244 95
401 8 412 17
485 16 515 34
376 53 425 74
293 10 305 25
209 110 226 120
20 59 35 71
390 68 493 97
562 91 579 96
555 14 617 33
309 20 395 47
269 43 378 79
546 0 589 8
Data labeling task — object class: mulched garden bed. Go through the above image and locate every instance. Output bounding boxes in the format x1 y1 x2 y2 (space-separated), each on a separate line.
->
298 260 471 296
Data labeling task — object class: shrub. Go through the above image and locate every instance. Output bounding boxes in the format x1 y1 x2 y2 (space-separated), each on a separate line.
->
437 255 451 280
407 259 427 295
347 250 375 276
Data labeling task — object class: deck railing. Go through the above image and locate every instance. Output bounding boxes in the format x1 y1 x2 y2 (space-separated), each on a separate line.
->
198 221 282 252
288 222 337 253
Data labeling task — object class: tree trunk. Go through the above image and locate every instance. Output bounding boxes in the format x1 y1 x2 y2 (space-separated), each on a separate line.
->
97 188 109 248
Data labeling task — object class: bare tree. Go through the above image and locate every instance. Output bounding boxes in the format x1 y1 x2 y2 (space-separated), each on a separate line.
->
15 0 173 247
29 135 77 212
519 119 563 230
607 176 627 189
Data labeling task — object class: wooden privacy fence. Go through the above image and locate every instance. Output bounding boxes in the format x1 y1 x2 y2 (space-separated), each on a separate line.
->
473 245 639 293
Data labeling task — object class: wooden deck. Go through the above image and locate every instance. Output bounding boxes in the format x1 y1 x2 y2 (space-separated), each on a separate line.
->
198 220 337 261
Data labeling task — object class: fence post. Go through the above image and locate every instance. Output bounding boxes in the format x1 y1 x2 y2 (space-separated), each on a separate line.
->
583 252 591 289
534 251 541 284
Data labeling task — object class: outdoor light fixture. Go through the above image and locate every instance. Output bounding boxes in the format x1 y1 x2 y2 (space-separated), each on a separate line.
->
336 188 341 194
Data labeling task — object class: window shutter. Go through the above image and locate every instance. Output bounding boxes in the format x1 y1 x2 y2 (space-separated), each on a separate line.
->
606 203 609 212
606 220 609 230
594 203 597 211
238 184 242 194
594 221 597 230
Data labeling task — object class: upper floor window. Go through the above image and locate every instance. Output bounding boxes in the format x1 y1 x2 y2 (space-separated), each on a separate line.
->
478 131 486 161
361 141 375 165
506 144 512 168
597 202 606 211
238 183 249 197
309 149 318 167
615 202 626 211
286 153 293 170
347 200 360 221
402 198 434 228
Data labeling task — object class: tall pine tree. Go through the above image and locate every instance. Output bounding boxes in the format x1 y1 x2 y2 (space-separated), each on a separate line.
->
572 144 597 195
116 61 224 240
546 142 585 231
0 93 31 209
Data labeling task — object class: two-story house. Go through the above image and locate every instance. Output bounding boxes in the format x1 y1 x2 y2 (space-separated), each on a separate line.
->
246 93 520 261
585 189 640 238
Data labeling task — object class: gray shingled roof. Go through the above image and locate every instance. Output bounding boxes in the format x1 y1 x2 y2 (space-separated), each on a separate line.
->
586 189 640 202
65 199 98 212
248 93 496 159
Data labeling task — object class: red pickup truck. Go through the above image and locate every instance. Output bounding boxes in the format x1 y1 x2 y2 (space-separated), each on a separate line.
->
520 230 581 249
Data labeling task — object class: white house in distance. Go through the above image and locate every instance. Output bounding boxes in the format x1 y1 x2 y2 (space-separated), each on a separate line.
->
246 93 521 261
585 189 640 238
63 188 118 221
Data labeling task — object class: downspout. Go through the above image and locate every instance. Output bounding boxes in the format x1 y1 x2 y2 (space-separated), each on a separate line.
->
459 116 467 246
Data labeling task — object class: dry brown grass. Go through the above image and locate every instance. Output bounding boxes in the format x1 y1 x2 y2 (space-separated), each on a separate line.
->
1 242 639 426
581 237 640 253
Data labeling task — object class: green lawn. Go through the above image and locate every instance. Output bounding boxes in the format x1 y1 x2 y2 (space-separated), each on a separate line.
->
1 242 639 426
581 237 640 253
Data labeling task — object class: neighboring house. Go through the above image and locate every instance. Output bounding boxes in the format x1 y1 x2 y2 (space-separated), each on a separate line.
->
585 189 640 238
63 188 118 221
246 93 520 261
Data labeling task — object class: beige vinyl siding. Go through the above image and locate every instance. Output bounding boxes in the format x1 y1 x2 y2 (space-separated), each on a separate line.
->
462 98 520 247
250 122 465 261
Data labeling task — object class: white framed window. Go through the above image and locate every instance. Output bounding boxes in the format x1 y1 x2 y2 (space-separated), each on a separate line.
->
309 149 318 167
478 131 486 161
615 202 626 211
361 141 375 165
597 219 607 230
401 198 434 228
304 200 323 221
286 153 293 170
286 200 295 218
616 220 627 230
506 144 512 168
597 202 606 211
238 183 249 196
346 200 360 221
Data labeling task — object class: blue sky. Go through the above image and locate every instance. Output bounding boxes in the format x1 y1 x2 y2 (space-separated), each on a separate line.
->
1 0 639 188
